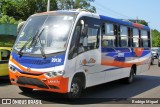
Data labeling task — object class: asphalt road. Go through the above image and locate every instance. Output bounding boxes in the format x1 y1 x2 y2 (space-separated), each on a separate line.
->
0 60 160 107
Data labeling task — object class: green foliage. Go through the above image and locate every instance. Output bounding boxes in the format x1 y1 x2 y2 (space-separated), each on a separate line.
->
0 14 22 24
0 0 96 20
1 0 58 20
152 29 160 47
0 35 16 47
57 0 96 12
138 20 148 26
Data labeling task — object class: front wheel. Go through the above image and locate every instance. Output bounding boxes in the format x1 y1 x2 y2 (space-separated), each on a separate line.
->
67 77 82 99
19 86 33 93
126 68 135 84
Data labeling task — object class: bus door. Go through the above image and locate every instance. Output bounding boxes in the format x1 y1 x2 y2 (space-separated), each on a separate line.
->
75 17 104 87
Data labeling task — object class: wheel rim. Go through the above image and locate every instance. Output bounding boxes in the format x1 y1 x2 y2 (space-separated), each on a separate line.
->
70 83 79 96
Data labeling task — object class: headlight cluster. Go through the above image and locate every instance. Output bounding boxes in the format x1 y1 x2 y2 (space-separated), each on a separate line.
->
9 65 16 73
44 70 65 78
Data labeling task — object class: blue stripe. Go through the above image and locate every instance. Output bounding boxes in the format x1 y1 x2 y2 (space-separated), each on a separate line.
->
102 48 150 57
100 15 132 26
102 48 151 62
12 52 65 69
102 67 121 72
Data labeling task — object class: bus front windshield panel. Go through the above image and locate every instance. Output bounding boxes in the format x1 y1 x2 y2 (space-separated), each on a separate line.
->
14 15 75 54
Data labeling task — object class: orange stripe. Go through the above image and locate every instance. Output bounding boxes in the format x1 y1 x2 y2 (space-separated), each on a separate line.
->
133 23 143 29
101 58 149 68
10 57 44 74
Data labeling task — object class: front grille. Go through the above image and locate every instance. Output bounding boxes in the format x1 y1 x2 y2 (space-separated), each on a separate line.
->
17 77 48 89
19 72 43 76
49 85 59 90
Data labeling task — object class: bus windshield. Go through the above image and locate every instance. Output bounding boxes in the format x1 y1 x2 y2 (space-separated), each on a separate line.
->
14 15 75 54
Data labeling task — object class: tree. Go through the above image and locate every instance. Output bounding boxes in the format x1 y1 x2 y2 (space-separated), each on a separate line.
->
151 29 160 47
1 0 58 20
138 20 148 26
0 14 22 24
129 19 148 26
1 0 96 21
57 0 96 12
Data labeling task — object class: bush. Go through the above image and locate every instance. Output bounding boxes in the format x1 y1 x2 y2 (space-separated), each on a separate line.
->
0 14 23 24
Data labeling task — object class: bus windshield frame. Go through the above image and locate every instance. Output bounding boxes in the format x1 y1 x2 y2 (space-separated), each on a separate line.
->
13 14 76 56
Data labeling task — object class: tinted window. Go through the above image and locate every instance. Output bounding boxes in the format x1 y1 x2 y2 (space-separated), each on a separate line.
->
120 26 128 47
133 28 139 47
141 30 148 47
102 23 115 47
1 50 10 61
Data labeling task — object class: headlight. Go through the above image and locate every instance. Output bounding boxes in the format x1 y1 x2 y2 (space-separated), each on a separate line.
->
9 65 16 73
44 70 65 78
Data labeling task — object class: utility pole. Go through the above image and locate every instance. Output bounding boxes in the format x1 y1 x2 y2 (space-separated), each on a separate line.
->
136 16 139 23
47 0 50 12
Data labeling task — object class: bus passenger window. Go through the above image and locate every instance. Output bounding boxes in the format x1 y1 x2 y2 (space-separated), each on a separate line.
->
120 26 128 47
133 28 139 47
87 28 99 50
141 30 148 47
102 23 115 47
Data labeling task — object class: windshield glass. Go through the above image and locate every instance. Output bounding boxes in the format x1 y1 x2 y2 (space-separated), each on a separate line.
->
14 15 75 54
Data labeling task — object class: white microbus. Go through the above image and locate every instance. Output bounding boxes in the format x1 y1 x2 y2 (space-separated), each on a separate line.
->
9 10 151 98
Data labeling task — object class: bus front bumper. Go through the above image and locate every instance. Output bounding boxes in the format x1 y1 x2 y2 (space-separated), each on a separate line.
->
9 71 69 93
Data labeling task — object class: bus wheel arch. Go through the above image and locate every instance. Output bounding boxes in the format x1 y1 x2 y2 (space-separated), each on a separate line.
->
67 72 86 99
125 64 136 84
73 72 86 89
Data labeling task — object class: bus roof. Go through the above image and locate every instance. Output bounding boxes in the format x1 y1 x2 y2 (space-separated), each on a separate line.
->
34 11 79 16
100 15 150 30
34 10 150 31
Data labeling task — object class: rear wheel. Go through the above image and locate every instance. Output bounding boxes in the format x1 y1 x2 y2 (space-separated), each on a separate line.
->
19 86 33 93
67 77 82 99
126 67 135 84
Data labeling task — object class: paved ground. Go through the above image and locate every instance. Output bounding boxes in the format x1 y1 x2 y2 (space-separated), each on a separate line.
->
0 60 160 107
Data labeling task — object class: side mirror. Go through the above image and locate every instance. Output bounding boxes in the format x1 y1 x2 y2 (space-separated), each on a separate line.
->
17 21 25 34
80 20 84 25
80 20 85 32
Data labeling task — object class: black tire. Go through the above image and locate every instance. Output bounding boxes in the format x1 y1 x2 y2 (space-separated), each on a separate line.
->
126 68 135 84
19 86 33 93
159 63 160 67
67 77 82 99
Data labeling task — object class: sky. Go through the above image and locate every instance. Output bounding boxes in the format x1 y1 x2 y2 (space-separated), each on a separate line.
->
91 0 160 31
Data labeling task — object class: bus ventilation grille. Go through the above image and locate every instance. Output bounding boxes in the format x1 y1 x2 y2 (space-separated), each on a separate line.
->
17 77 48 89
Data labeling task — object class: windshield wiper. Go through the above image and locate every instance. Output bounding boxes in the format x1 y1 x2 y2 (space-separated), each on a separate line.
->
18 28 45 58
18 31 39 57
38 35 46 59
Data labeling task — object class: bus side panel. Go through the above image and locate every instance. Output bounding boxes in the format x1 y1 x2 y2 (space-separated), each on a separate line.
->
101 47 151 82
101 48 131 82
136 48 151 74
